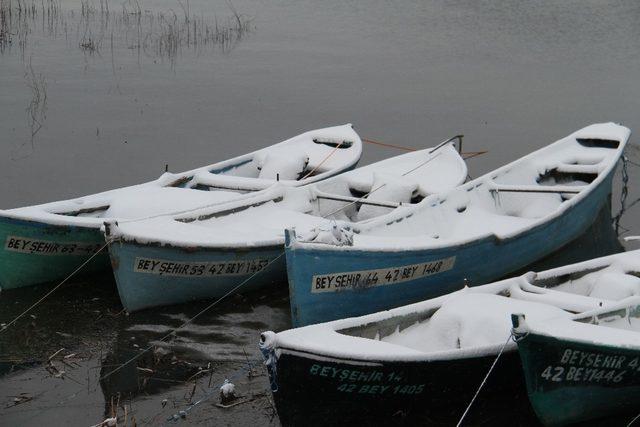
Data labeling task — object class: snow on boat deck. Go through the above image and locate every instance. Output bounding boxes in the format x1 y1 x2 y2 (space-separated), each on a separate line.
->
300 122 630 251
108 143 467 248
1 124 362 228
522 296 640 349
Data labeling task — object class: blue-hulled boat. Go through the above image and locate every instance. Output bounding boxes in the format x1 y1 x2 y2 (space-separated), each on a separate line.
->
0 125 362 290
285 123 630 326
104 138 467 312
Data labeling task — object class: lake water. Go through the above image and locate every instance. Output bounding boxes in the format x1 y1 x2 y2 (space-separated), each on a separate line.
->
1 0 640 425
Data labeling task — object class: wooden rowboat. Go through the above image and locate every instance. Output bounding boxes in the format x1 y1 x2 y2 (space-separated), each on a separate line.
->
513 297 640 425
261 250 640 425
0 125 362 290
104 137 467 312
285 123 630 327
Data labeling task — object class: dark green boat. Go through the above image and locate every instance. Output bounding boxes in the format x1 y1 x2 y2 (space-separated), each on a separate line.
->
512 297 640 426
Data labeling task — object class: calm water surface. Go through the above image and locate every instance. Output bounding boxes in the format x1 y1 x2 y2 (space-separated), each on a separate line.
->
1 0 640 425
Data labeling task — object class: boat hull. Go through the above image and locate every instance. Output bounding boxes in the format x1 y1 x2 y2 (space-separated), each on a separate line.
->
108 240 285 312
286 169 617 327
265 347 537 426
0 216 108 290
516 332 640 426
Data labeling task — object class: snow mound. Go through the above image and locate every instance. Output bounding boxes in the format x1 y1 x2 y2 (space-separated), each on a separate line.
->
589 272 640 300
301 222 354 246
256 151 309 180
357 172 417 221
383 293 569 353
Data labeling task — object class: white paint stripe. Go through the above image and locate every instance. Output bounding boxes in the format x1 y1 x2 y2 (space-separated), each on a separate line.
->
4 235 103 256
311 256 456 293
133 256 272 278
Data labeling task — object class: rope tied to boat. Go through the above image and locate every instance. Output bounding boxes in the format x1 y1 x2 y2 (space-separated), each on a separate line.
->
612 146 640 238
363 136 487 160
0 241 110 333
98 252 287 384
455 331 513 427
628 411 640 426
319 135 461 220
300 140 345 180
362 138 416 152
613 154 629 236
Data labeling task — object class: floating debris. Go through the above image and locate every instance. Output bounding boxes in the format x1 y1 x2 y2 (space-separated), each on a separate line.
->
47 348 65 361
89 417 117 427
9 393 32 407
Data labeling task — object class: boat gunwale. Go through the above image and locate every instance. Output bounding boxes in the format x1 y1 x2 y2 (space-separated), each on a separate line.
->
107 236 283 255
517 295 640 350
273 340 519 365
0 213 99 232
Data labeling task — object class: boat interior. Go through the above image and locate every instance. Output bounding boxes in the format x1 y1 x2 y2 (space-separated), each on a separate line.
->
309 143 466 223
574 300 640 332
352 137 622 245
169 144 465 228
12 128 360 221
334 258 640 355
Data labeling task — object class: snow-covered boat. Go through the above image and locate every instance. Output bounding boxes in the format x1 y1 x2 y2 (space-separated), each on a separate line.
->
104 138 467 312
513 297 640 425
0 125 363 290
260 250 640 426
285 123 629 327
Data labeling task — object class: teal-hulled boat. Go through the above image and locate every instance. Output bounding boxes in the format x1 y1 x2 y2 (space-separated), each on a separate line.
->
512 297 640 426
0 125 363 290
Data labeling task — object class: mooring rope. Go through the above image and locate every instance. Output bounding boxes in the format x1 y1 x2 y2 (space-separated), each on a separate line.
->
363 136 487 161
300 140 345 180
98 252 286 383
39 250 288 422
461 150 488 160
362 138 417 152
613 154 629 235
455 332 512 427
322 152 444 218
628 411 640 427
0 241 110 333
322 135 459 218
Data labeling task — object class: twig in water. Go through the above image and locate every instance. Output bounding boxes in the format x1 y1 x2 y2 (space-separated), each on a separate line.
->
24 57 47 152
215 398 251 409
48 347 65 361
